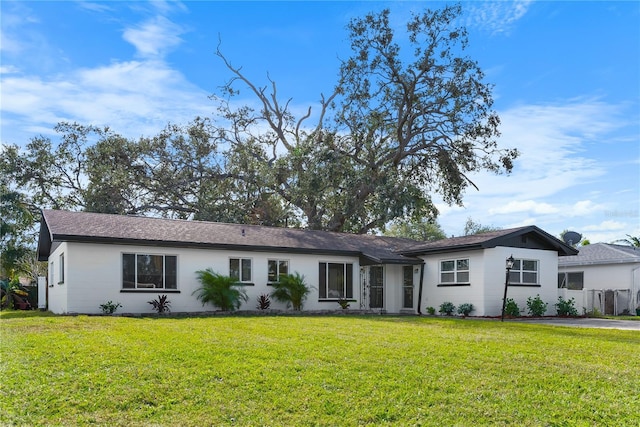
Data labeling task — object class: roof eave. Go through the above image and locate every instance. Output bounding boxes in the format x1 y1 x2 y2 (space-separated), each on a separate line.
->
36 211 53 261
401 243 483 256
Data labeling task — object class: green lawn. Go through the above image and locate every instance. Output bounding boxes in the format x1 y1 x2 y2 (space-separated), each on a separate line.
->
1 312 638 426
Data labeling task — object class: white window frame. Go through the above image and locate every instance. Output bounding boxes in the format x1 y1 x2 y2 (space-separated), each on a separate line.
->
509 259 539 285
267 259 289 284
122 253 178 290
230 257 253 283
439 258 470 284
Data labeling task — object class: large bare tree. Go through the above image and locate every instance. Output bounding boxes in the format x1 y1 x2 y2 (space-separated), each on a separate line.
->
213 5 517 233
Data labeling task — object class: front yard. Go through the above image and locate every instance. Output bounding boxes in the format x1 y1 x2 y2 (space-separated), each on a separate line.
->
1 312 638 426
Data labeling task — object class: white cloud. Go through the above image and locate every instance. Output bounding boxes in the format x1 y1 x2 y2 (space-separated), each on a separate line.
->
76 2 114 13
460 99 623 201
0 65 20 74
582 220 627 232
0 58 212 144
0 3 41 54
435 99 632 238
122 16 185 59
0 8 211 145
489 200 559 215
466 1 533 35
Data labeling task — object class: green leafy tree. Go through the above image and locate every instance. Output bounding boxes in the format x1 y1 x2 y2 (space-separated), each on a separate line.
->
613 234 640 248
270 273 311 311
2 123 112 212
384 218 447 241
0 182 38 277
463 218 502 236
194 268 248 311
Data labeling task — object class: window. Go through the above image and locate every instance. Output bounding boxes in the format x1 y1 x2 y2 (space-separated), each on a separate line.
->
267 259 289 283
49 262 54 287
122 254 177 289
319 262 353 299
230 258 252 283
509 259 538 285
558 272 584 290
59 253 65 284
440 258 469 284
403 265 414 308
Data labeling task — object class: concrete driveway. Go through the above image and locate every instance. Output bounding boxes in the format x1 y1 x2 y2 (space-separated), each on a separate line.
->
508 317 640 331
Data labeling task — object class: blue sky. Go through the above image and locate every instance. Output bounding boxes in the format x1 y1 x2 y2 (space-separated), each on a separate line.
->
1 1 639 242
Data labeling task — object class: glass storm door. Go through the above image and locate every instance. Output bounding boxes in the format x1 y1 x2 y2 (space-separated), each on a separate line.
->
369 266 384 309
402 265 414 309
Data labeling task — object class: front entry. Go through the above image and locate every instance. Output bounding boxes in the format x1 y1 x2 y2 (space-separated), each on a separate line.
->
368 266 384 309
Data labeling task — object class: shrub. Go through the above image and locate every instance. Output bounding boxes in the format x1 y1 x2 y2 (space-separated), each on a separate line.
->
270 273 311 311
439 302 456 316
526 295 548 317
426 306 436 315
147 295 171 314
99 301 122 314
504 298 520 317
194 268 248 311
584 306 602 318
337 298 350 310
256 294 271 310
555 296 578 317
457 303 474 317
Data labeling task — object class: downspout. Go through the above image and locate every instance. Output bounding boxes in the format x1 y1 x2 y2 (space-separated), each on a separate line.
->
417 262 425 315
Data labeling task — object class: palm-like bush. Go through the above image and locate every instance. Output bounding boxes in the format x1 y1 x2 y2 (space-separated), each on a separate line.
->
194 269 248 311
147 295 171 314
270 273 310 311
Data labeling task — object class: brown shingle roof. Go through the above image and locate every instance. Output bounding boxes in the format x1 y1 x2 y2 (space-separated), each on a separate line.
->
37 210 576 263
401 225 577 256
37 210 421 264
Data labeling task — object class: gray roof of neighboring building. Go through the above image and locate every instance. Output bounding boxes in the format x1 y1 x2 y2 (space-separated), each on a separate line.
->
558 243 640 267
37 210 422 265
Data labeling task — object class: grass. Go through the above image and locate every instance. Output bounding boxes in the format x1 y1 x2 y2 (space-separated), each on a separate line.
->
1 312 639 426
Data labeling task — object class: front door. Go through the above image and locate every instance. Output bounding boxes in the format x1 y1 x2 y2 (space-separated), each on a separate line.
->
369 266 384 309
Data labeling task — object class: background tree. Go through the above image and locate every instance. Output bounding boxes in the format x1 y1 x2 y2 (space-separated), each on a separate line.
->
0 182 38 278
16 253 48 285
613 235 640 247
384 218 447 241
463 218 502 236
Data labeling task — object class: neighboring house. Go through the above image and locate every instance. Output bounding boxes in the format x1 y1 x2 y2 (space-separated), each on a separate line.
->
37 210 577 316
558 243 640 315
